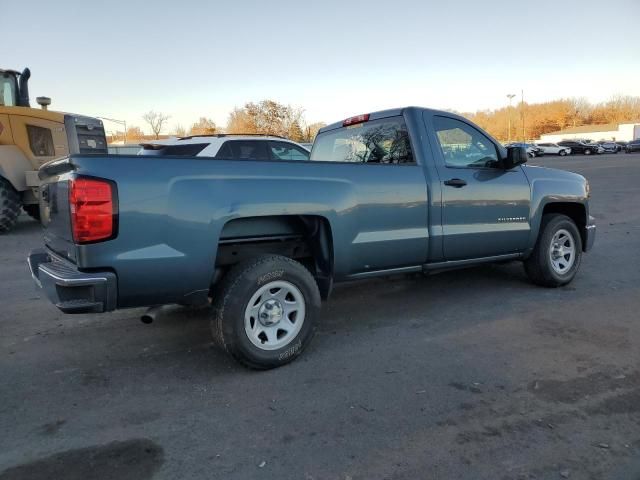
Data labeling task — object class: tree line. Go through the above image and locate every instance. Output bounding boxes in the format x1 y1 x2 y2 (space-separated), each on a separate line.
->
109 95 640 144
463 95 640 142
111 100 326 144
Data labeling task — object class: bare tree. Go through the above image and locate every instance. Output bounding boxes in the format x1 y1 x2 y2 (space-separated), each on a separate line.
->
173 124 186 137
226 100 316 139
143 111 170 139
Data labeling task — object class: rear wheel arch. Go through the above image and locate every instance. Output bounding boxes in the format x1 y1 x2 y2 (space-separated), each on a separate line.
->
213 214 335 299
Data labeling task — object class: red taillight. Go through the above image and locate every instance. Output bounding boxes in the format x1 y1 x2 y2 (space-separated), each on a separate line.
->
69 178 115 244
343 113 370 127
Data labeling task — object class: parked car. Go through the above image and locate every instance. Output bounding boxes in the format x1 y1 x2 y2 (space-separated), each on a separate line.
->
29 107 596 369
615 141 628 151
557 140 600 155
138 134 311 160
536 143 571 156
625 139 640 153
598 142 619 154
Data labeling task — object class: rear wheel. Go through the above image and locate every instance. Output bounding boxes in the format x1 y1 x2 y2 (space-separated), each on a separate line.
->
0 178 20 233
584 149 592 155
559 149 567 156
23 204 41 221
211 255 321 369
524 214 582 287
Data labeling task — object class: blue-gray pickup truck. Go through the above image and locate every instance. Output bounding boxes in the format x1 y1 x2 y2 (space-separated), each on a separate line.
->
28 107 596 368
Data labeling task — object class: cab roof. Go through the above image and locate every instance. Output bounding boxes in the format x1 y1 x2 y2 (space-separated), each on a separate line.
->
318 106 464 134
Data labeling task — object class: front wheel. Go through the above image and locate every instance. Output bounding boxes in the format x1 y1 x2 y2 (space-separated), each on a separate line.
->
584 149 592 155
524 214 583 287
211 255 321 369
559 149 567 156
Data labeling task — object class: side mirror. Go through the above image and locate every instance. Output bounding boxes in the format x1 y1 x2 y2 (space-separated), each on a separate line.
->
504 146 528 169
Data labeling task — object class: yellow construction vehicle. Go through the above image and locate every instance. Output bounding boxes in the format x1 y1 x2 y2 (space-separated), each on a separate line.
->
0 67 107 232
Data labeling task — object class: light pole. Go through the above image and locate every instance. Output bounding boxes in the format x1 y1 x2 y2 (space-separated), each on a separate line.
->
97 116 127 144
521 89 525 143
506 94 515 143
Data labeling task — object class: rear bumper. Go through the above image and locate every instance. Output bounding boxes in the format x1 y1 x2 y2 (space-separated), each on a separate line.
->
28 248 117 313
583 216 596 252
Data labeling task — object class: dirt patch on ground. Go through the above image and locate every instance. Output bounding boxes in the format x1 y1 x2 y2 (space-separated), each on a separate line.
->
528 371 640 404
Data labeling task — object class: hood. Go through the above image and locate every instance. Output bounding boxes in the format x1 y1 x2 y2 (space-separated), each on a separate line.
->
521 164 586 184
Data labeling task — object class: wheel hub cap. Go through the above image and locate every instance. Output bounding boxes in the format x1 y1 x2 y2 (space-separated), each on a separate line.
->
244 280 306 351
549 229 575 274
258 299 284 326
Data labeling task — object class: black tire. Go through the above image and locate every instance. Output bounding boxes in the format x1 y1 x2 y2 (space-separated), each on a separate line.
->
0 178 21 233
524 214 583 287
584 149 592 155
23 204 41 221
211 255 321 369
559 149 567 156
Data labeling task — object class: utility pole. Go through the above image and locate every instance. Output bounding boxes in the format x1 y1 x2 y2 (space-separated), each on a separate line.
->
97 116 128 144
506 94 515 143
521 89 525 143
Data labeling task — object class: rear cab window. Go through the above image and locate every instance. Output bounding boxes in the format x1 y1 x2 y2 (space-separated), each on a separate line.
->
310 117 414 164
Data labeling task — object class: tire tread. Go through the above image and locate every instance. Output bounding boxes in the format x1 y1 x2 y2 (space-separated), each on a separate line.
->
524 214 582 287
0 178 20 233
211 255 319 369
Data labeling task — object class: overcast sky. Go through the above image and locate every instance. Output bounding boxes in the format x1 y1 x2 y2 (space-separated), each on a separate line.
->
6 0 640 133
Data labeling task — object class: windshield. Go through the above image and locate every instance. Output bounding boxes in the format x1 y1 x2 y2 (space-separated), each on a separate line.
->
0 74 17 107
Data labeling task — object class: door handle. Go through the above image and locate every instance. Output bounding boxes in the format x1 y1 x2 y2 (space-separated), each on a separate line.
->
444 178 467 188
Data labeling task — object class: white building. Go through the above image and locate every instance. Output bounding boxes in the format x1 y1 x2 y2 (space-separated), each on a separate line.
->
539 122 640 143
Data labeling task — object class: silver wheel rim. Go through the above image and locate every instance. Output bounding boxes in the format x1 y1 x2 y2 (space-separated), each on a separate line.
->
244 280 305 351
549 228 575 275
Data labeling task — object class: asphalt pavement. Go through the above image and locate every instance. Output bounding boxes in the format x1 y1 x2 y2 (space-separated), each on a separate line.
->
1 153 639 480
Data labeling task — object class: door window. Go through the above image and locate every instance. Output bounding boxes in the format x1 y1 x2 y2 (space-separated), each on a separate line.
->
215 140 270 160
0 75 17 106
268 141 310 160
433 116 500 168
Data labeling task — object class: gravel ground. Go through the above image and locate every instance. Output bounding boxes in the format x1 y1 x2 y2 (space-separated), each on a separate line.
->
1 153 639 480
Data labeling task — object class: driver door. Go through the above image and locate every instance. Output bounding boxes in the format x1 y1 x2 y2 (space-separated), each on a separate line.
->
430 115 531 260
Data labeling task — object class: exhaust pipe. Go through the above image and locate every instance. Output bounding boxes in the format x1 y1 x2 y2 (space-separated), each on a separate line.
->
141 305 164 324
17 68 31 107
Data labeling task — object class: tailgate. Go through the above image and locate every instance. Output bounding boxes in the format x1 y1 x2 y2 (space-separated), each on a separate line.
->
39 158 77 262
